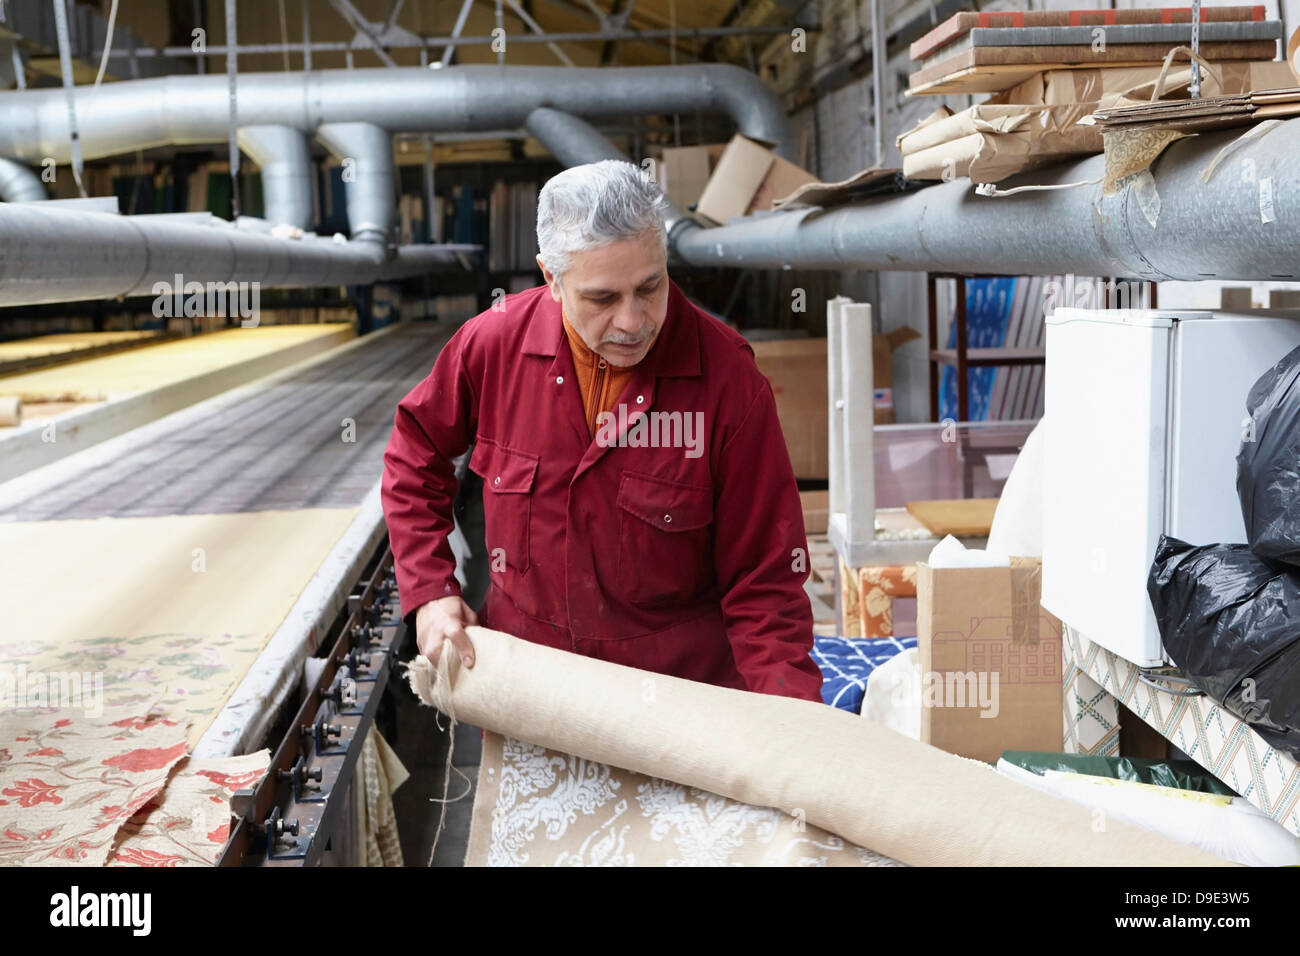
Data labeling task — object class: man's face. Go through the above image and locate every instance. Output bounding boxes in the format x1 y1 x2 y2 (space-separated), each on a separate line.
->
538 229 669 368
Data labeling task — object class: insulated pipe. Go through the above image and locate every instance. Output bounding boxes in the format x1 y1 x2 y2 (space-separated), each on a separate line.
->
669 119 1300 281
237 125 313 230
0 203 468 307
525 106 635 167
0 64 792 162
316 122 394 244
523 106 687 221
0 158 47 202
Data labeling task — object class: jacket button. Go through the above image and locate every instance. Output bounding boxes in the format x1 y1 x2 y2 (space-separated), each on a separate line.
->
598 360 606 369
663 514 672 523
636 395 645 404
556 376 564 384
494 476 501 485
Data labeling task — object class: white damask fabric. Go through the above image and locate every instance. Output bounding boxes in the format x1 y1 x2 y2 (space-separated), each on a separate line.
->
467 732 901 867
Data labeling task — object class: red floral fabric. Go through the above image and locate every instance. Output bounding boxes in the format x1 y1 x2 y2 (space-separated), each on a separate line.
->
0 706 191 866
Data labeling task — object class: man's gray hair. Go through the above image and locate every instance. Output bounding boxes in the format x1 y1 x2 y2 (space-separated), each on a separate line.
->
536 160 672 282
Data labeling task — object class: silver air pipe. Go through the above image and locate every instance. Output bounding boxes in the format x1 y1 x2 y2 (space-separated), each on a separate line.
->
0 65 792 162
236 125 313 230
667 120 1300 281
0 202 468 307
315 122 395 244
0 65 783 249
0 158 48 203
523 107 687 221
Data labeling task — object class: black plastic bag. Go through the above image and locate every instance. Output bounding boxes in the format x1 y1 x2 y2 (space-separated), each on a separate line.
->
1238 343 1300 569
1147 535 1300 756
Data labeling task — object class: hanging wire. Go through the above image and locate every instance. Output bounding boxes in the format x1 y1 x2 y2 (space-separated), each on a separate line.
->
51 0 87 198
1190 0 1203 98
670 0 680 147
93 0 120 88
225 0 241 220
278 0 291 72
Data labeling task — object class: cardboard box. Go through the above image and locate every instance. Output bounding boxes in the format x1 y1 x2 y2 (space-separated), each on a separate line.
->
695 134 818 224
917 558 1063 763
751 330 921 477
800 489 829 535
656 144 726 212
873 327 923 423
751 338 828 479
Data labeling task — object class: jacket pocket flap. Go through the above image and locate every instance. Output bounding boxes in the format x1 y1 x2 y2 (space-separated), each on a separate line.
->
470 439 538 494
617 472 713 531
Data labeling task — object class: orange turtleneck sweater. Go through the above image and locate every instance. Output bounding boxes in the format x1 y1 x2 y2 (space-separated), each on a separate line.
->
562 309 639 438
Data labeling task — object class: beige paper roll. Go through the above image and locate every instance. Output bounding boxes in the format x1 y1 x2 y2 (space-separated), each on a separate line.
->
408 626 1232 867
1289 26 1300 85
0 395 21 426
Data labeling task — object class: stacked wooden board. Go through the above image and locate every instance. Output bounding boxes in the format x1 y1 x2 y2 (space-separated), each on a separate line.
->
908 5 1280 95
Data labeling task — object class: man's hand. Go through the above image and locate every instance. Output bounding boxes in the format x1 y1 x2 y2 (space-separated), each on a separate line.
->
415 596 478 668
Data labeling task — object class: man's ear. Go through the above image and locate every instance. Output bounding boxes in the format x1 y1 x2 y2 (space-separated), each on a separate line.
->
536 256 561 302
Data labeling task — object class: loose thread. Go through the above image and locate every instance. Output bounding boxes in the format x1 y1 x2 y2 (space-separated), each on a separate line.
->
422 652 471 866
402 654 474 866
427 718 456 866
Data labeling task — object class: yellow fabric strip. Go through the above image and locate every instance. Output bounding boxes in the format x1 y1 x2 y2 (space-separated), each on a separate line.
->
0 330 161 362
0 324 352 402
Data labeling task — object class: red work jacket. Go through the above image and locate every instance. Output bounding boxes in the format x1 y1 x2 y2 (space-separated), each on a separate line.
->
381 279 823 702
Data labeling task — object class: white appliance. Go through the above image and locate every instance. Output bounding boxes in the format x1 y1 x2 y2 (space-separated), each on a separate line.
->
1042 308 1300 666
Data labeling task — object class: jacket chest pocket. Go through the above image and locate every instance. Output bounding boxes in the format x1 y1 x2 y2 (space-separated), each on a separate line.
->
617 471 714 606
469 439 538 574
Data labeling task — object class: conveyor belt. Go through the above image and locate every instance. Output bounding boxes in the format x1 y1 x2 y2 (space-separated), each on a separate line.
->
0 323 450 521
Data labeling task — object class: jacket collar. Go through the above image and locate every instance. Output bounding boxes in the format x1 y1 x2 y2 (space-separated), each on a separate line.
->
521 277 702 378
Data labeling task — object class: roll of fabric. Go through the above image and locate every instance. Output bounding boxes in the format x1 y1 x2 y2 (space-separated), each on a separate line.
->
407 626 1230 867
0 395 20 426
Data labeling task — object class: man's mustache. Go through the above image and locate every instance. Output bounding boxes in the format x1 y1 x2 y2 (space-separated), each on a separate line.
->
602 329 651 346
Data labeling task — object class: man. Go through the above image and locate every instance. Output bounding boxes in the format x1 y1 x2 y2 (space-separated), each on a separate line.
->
381 159 822 702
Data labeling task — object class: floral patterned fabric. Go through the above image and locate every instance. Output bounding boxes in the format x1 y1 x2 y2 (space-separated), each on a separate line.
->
0 632 272 749
106 751 269 867
0 508 360 748
466 731 902 867
0 707 191 866
857 564 918 639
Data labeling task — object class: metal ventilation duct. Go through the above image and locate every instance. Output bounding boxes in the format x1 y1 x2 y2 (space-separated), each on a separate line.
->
236 125 313 230
523 107 686 221
0 64 792 163
0 158 47 203
666 120 1300 282
0 64 788 304
315 122 395 244
0 202 468 307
